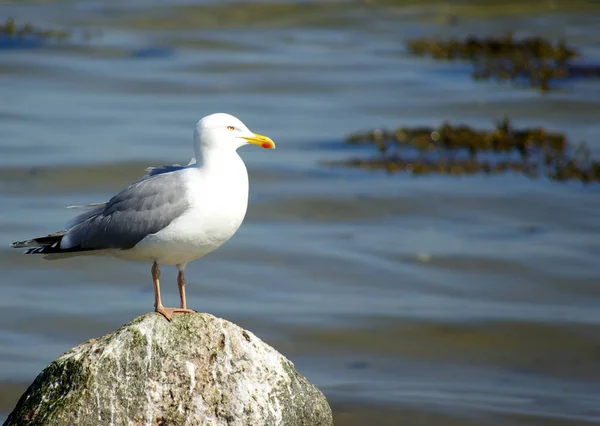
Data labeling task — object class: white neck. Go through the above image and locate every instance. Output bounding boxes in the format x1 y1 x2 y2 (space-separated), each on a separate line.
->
194 145 242 170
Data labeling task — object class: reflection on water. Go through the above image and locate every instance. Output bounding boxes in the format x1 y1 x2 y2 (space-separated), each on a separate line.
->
1 1 600 424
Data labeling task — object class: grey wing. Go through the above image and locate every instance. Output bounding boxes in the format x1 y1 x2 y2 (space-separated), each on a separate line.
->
145 158 196 177
65 203 106 229
61 171 190 251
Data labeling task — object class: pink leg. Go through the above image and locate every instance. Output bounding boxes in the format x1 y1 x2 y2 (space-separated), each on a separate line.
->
152 262 195 321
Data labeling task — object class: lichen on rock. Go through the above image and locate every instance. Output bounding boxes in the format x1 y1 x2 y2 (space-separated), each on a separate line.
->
3 313 332 426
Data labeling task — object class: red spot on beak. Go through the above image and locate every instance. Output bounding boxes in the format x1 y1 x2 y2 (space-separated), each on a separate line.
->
262 142 272 149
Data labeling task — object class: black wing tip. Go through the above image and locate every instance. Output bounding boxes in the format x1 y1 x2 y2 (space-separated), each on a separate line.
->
12 241 61 254
21 245 91 255
24 247 46 254
12 235 63 252
12 240 31 249
12 233 99 255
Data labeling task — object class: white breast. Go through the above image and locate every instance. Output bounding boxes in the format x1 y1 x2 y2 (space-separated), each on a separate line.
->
117 154 249 266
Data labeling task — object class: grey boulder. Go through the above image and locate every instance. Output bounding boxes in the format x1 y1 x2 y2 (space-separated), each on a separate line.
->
4 313 332 426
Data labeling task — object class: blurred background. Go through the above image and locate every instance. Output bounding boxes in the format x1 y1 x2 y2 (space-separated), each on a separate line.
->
1 1 600 425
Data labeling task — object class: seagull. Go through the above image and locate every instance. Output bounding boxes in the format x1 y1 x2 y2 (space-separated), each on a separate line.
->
12 113 275 320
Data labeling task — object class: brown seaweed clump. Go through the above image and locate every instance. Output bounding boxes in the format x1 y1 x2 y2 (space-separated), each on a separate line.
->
0 18 69 46
332 118 600 183
407 34 599 91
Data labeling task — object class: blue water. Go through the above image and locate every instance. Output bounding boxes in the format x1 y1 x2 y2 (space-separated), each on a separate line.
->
1 1 600 425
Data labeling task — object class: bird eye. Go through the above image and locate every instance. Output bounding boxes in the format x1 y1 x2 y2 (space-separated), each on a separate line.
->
227 126 235 131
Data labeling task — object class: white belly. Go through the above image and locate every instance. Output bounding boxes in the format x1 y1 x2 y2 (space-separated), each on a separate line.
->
113 157 249 266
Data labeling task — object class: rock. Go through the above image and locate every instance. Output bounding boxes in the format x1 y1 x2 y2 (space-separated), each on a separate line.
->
3 313 333 426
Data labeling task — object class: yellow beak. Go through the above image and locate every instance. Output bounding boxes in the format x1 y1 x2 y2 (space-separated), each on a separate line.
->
243 133 276 149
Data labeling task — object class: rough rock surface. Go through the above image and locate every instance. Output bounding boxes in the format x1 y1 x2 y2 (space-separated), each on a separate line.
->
4 313 333 426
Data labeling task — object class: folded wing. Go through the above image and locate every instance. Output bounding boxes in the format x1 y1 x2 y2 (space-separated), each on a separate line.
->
12 171 191 256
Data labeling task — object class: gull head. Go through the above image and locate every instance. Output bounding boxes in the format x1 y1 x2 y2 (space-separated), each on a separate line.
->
194 113 276 155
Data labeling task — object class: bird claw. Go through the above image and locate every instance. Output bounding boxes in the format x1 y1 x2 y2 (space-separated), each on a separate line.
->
155 306 196 321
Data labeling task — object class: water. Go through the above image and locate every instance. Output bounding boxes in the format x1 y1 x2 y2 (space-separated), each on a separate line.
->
1 1 600 424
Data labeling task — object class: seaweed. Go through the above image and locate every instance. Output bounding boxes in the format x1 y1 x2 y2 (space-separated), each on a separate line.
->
407 34 599 91
0 18 69 49
330 118 600 183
